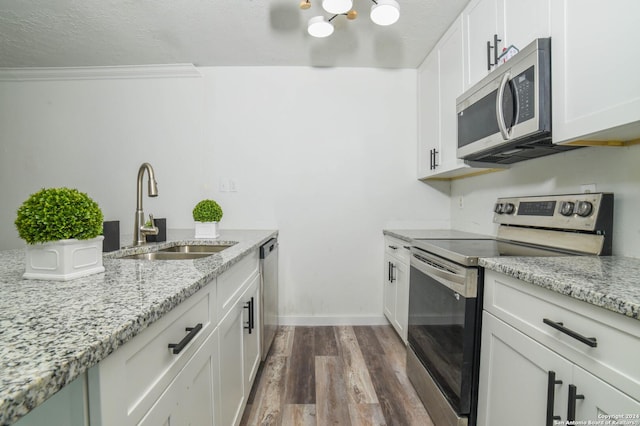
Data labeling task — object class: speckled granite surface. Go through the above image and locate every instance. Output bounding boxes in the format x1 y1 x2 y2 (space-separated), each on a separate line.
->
0 229 276 425
480 256 640 321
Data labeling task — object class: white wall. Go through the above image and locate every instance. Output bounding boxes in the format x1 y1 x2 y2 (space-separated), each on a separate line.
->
450 145 640 257
201 67 450 323
0 66 450 324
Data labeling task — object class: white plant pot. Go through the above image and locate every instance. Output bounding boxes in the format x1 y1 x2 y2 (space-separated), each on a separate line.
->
23 236 105 281
194 222 219 239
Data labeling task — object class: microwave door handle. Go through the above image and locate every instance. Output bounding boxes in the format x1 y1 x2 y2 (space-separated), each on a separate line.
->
496 72 512 140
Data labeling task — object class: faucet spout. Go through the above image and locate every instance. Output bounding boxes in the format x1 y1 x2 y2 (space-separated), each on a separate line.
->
134 163 159 246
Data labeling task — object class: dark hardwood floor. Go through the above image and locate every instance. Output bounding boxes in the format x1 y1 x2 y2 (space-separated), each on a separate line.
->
240 325 434 426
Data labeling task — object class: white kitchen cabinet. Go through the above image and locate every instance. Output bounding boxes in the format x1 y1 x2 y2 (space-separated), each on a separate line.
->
88 249 262 426
242 274 261 394
88 279 216 426
382 236 410 343
215 253 260 426
478 312 572 426
418 16 495 180
463 0 550 89
550 0 640 145
478 270 640 425
217 298 245 426
138 328 218 426
417 47 440 179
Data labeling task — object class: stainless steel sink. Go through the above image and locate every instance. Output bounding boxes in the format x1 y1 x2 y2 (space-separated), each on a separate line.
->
117 243 236 260
118 252 214 260
159 244 235 253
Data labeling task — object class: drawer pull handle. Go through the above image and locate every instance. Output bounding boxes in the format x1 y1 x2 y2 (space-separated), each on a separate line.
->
546 371 563 426
388 245 398 250
543 319 597 348
168 323 203 354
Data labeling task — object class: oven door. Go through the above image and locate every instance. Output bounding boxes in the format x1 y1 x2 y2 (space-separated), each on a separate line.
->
408 249 482 417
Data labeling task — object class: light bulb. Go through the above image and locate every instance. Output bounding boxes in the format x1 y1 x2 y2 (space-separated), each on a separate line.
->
308 16 334 38
370 0 400 26
322 0 353 14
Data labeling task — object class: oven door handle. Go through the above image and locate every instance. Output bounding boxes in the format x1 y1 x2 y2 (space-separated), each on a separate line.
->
413 254 465 290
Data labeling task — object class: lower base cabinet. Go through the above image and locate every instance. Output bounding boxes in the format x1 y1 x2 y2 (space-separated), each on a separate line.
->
479 313 640 426
86 250 262 426
478 271 640 426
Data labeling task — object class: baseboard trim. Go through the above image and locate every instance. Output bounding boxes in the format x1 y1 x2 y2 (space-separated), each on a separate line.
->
279 315 389 326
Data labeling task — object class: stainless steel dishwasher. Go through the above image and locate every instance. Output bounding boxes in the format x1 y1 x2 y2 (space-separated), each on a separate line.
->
260 238 278 360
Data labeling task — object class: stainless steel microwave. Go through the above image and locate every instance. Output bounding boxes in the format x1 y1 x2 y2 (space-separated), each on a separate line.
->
456 38 579 164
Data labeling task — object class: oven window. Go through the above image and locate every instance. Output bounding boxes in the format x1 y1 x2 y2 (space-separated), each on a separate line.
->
408 265 478 414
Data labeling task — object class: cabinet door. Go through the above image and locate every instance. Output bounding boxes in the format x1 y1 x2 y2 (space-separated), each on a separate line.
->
417 49 440 178
138 328 217 426
437 15 465 171
551 0 640 144
242 274 261 393
478 312 572 426
463 0 499 88
217 301 245 426
500 0 549 57
571 366 640 424
392 257 409 344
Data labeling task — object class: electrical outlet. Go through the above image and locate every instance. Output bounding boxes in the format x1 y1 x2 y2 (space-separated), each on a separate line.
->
580 183 597 193
229 179 237 192
458 196 464 209
219 178 229 192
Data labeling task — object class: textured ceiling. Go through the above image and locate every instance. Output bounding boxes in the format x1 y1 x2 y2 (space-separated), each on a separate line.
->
0 0 469 69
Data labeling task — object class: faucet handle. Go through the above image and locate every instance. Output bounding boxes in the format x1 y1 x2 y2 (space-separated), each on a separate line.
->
148 214 155 226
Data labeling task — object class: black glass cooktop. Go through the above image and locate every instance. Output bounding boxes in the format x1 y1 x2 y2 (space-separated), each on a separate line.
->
413 238 574 267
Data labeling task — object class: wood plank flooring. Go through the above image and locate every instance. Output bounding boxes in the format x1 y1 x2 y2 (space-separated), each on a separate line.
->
240 325 433 426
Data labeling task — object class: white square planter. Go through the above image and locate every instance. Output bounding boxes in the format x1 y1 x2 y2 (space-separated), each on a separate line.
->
23 236 105 281
194 222 219 239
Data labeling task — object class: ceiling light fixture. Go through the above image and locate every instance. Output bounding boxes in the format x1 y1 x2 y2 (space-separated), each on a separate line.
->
301 0 400 38
322 0 353 14
370 0 400 26
307 16 335 38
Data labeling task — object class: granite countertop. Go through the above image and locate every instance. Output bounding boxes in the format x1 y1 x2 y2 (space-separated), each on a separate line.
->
383 229 493 242
480 256 640 321
384 229 640 322
0 229 277 425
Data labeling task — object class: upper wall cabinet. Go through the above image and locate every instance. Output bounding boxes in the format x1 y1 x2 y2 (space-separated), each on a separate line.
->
463 0 550 90
418 16 492 180
551 0 640 146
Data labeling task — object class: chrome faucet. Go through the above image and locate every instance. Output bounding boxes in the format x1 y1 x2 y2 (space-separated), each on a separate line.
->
133 162 159 246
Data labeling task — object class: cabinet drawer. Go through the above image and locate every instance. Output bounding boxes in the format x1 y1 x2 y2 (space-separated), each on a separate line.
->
484 270 640 400
89 280 215 425
217 250 259 322
384 236 410 264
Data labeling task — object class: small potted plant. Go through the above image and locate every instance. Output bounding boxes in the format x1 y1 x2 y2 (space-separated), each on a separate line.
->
15 187 105 281
192 199 223 238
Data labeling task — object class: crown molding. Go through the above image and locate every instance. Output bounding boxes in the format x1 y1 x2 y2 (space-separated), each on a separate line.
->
0 64 202 81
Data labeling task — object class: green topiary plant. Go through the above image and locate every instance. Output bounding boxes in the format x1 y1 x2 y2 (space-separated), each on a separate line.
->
15 187 104 244
192 199 223 222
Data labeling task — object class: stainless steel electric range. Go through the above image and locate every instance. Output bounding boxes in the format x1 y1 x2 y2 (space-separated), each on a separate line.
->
406 192 614 426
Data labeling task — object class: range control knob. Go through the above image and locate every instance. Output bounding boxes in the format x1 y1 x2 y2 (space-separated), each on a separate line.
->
494 203 504 214
560 201 575 216
503 203 515 214
576 201 593 217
